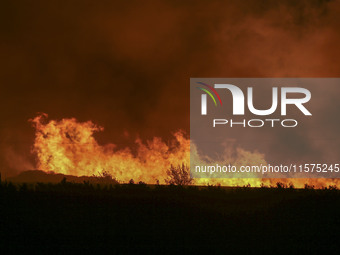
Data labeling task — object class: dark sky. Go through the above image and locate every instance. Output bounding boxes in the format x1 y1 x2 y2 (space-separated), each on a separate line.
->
1 0 340 177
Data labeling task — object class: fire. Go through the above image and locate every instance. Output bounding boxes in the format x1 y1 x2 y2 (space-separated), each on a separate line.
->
30 113 189 184
30 113 339 188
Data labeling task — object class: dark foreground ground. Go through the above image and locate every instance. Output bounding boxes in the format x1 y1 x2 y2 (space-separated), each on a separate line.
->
0 181 339 254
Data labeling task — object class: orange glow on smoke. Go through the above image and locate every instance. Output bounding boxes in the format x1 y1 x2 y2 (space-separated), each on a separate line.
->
30 114 339 188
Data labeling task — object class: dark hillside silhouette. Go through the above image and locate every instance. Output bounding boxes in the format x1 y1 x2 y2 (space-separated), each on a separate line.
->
6 170 119 184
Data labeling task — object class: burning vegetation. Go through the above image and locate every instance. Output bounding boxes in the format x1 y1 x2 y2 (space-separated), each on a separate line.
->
28 113 339 189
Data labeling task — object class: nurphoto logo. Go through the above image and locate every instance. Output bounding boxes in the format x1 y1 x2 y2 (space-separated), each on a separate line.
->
197 81 312 128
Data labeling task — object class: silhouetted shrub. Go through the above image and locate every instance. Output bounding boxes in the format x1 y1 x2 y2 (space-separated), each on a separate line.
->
165 163 193 185
60 177 67 185
19 183 28 192
304 184 315 190
260 183 268 189
92 170 119 184
276 182 285 189
327 185 338 190
243 183 251 189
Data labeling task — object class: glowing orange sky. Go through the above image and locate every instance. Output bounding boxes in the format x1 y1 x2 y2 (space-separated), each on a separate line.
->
1 0 340 178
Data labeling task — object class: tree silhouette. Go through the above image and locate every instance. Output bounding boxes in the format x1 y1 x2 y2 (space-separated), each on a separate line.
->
165 163 193 185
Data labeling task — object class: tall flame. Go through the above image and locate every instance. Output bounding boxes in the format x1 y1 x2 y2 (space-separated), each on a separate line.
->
30 114 339 188
30 113 189 184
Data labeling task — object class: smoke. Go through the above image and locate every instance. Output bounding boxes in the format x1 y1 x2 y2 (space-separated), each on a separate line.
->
4 147 34 175
1 0 340 177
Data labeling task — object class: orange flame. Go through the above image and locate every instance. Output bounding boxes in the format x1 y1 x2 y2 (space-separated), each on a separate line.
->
30 113 189 184
30 114 339 188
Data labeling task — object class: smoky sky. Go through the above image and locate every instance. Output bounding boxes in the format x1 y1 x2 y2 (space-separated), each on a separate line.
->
1 0 340 177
